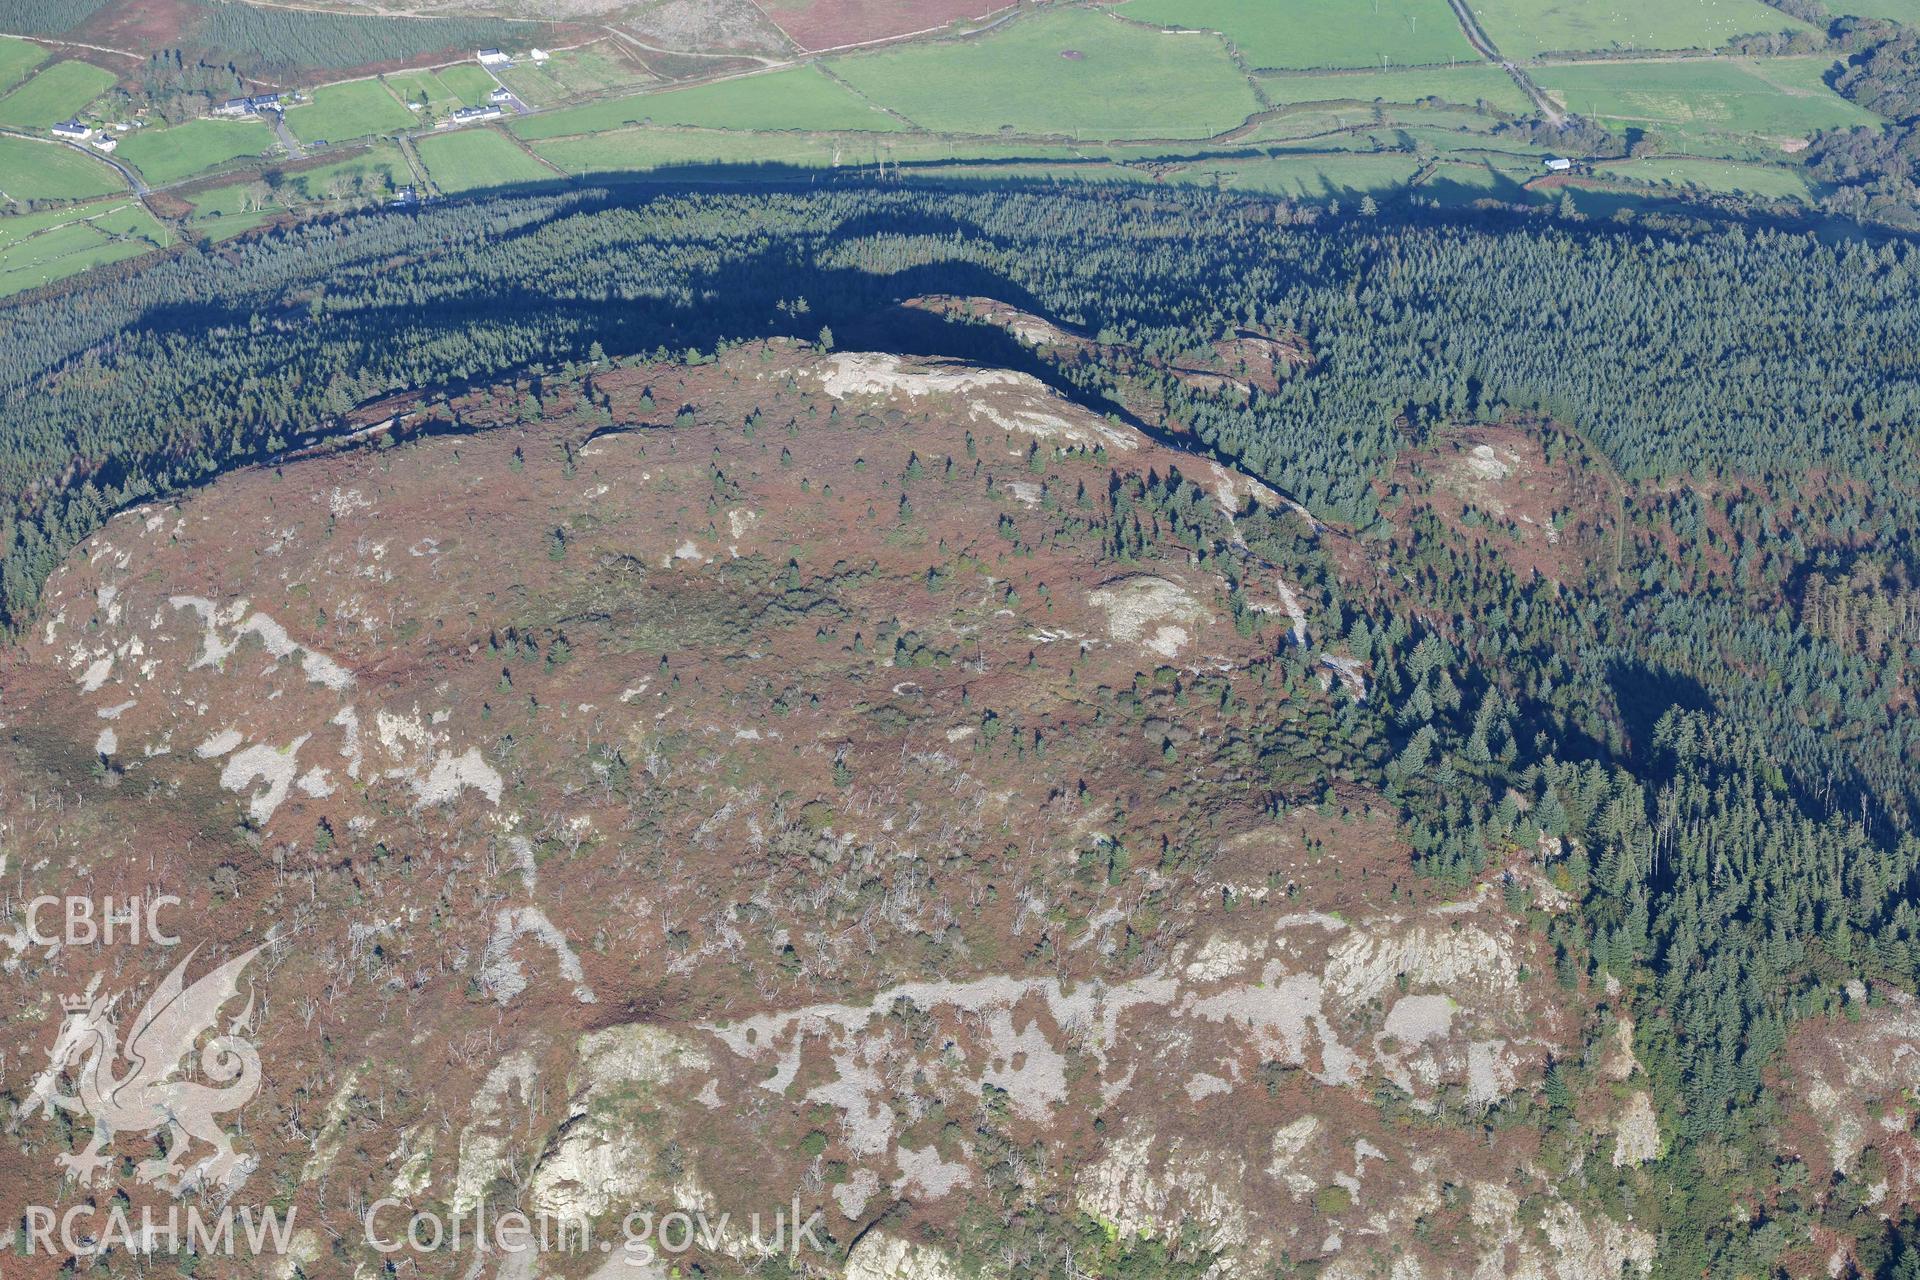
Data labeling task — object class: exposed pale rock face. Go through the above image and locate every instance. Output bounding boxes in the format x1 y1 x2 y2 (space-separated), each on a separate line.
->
479 905 598 1006
1785 994 1920 1180
1540 1201 1656 1280
1611 1091 1661 1166
1383 994 1455 1045
37 529 501 827
1086 575 1207 658
1321 922 1519 1009
842 1233 963 1280
814 353 1138 452
1078 1133 1254 1259
1184 934 1251 982
169 596 356 692
529 1027 713 1220
1267 1115 1323 1193
1600 1018 1641 1082
453 1052 539 1214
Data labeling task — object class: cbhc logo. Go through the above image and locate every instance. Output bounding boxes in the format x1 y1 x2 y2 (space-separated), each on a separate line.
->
25 896 183 947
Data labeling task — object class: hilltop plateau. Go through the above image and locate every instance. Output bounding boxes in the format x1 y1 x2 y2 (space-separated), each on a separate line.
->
0 339 1677 1279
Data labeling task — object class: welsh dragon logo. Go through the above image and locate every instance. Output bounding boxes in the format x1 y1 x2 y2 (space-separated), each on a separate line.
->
17 943 267 1193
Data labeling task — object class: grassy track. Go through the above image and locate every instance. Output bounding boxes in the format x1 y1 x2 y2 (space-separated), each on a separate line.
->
1118 0 1474 70
827 8 1262 140
1209 150 1423 196
0 194 126 241
532 126 1108 176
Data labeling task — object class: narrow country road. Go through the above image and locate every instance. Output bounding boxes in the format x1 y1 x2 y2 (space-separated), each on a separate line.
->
65 137 148 195
1438 0 1565 125
268 109 305 161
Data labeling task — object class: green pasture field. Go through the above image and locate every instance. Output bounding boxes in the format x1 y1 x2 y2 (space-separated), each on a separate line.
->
180 177 286 240
116 118 273 184
534 127 899 175
198 210 274 240
416 127 554 192
285 78 416 143
0 134 125 201
1258 64 1531 112
1195 150 1425 196
1534 57 1873 140
908 160 1142 184
1118 0 1474 70
1827 0 1920 17
439 63 503 107
1593 155 1813 197
282 144 412 199
827 7 1262 140
0 36 48 95
382 69 460 113
85 202 170 241
532 126 1109 177
185 179 271 218
188 143 412 217
498 44 652 106
1357 120 1547 151
0 59 117 128
1467 0 1813 57
1420 156 1537 202
1247 105 1405 140
513 66 903 140
0 202 169 297
0 195 121 242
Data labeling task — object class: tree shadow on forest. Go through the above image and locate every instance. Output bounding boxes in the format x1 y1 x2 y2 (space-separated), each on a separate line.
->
1607 662 1715 763
125 219 1146 489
